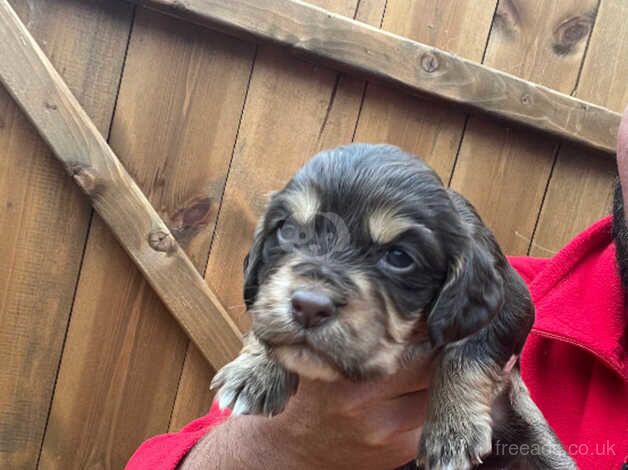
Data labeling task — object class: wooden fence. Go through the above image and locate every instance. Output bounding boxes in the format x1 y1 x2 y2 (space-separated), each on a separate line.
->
0 0 625 468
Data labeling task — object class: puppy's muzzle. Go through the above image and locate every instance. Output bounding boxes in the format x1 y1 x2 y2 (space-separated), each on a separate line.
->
290 289 337 328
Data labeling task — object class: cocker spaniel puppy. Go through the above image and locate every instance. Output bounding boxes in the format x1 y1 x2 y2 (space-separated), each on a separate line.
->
211 144 575 469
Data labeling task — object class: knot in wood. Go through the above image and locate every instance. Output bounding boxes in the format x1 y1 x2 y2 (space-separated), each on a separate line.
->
520 93 532 105
148 230 175 253
182 198 211 227
421 52 439 73
493 0 521 38
67 162 98 194
552 16 592 55
169 197 212 244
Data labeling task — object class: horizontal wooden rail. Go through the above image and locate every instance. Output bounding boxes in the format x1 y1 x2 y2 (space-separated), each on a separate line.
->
134 0 621 155
0 0 242 368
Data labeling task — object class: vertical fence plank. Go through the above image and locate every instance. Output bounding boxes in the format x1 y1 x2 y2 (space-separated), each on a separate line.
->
201 0 363 329
167 0 389 433
0 1 133 468
354 0 498 181
530 0 626 255
448 0 600 255
38 9 254 469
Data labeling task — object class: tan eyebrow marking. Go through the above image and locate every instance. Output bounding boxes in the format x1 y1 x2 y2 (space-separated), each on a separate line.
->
286 186 320 225
368 209 417 244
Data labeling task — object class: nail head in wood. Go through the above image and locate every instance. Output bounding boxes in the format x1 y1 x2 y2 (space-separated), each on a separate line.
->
421 52 439 73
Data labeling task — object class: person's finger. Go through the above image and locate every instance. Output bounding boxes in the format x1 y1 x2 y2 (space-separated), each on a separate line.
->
369 390 428 435
388 428 423 465
296 375 359 397
373 358 433 399
294 376 379 415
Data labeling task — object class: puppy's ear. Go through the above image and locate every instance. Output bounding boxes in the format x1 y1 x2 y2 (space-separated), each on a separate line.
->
243 222 266 309
243 192 279 308
427 242 504 348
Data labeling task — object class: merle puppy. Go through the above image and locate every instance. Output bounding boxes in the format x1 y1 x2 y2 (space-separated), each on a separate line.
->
211 144 575 469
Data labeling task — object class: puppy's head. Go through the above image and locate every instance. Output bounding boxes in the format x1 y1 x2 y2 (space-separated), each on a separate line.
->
244 144 503 381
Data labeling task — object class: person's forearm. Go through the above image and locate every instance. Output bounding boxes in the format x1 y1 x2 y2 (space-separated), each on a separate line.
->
178 415 308 470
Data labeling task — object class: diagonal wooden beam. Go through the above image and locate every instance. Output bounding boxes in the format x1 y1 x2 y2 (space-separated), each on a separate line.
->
0 0 242 369
133 0 621 156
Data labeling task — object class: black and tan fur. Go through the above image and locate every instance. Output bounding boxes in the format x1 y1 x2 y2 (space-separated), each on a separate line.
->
211 144 576 469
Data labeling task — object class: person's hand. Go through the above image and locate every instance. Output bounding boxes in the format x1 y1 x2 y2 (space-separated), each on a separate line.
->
180 358 431 470
273 358 431 470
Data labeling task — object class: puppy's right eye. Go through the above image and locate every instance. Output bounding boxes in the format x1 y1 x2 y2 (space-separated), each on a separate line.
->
380 246 415 272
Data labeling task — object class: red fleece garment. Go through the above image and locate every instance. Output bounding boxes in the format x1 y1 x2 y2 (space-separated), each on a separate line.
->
511 216 627 470
126 217 628 470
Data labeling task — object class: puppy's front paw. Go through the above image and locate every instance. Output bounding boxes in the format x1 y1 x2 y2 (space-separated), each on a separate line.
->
417 412 492 470
211 350 297 417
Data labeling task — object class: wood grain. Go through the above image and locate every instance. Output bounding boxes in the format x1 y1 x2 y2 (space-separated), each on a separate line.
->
168 0 388 431
0 1 132 467
37 8 255 468
133 0 621 154
531 0 627 256
449 0 599 255
0 0 242 385
354 0 497 180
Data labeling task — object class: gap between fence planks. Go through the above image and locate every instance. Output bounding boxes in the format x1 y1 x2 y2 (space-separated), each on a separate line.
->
0 0 243 369
133 0 621 155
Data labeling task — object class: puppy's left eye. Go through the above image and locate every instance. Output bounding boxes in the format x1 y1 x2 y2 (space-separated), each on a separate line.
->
278 220 309 244
381 246 414 271
278 220 298 242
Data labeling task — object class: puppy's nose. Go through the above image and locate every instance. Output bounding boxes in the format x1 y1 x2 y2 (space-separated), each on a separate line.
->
291 289 336 328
